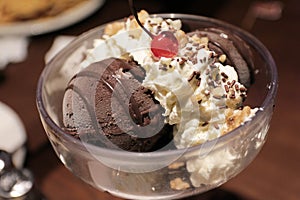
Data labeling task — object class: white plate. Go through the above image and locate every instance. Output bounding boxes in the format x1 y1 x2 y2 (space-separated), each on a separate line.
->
0 0 105 36
0 101 27 168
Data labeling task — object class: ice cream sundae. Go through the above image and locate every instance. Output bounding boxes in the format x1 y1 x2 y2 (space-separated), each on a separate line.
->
62 10 258 151
36 4 278 198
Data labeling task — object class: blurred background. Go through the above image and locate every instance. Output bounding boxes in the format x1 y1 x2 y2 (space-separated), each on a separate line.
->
0 0 299 199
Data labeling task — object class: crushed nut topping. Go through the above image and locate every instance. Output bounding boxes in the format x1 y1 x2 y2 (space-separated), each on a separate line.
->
170 178 190 190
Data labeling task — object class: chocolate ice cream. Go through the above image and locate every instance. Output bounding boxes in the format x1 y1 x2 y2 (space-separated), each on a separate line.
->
188 28 254 87
62 58 172 152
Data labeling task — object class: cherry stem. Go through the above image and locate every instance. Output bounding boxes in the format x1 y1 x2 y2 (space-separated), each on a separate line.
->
128 0 154 39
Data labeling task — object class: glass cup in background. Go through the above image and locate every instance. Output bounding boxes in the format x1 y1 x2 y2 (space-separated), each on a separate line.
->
36 14 278 200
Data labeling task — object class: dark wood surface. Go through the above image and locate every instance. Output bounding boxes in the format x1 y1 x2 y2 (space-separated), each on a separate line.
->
0 0 299 199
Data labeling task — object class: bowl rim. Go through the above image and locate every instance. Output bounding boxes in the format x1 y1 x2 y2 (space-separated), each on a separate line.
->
36 13 278 158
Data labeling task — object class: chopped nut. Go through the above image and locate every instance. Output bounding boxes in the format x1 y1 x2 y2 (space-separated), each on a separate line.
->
104 22 124 36
170 178 190 190
175 30 188 48
219 54 227 63
168 162 185 170
200 36 209 46
137 10 149 24
223 106 252 134
192 35 209 48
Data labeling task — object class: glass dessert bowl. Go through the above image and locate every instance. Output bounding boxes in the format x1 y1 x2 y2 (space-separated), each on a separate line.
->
36 13 277 200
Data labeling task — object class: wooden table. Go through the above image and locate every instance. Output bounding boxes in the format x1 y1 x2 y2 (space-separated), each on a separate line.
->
0 0 299 199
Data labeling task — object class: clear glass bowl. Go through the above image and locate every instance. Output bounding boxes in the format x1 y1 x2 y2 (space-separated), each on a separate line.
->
36 14 278 200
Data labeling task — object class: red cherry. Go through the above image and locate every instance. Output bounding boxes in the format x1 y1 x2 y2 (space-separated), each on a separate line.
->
151 31 179 58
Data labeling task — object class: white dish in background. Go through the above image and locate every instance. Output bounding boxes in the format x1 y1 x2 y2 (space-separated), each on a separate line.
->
0 101 27 168
0 0 105 36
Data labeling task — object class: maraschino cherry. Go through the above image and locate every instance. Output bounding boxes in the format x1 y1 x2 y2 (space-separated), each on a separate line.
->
128 0 179 58
151 31 179 58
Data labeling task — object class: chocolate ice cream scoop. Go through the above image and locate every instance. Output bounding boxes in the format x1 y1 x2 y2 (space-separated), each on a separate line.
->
188 28 254 87
62 58 172 152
